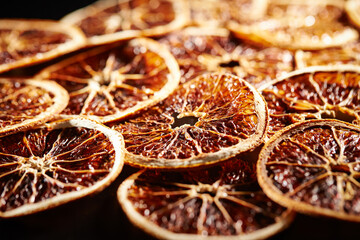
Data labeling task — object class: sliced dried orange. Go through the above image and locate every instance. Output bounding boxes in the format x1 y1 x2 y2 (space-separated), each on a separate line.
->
159 27 294 87
110 72 268 168
0 117 124 218
35 38 180 123
0 19 85 74
259 65 360 136
228 0 358 50
0 78 68 136
295 43 360 68
118 155 294 239
258 119 360 222
61 0 189 46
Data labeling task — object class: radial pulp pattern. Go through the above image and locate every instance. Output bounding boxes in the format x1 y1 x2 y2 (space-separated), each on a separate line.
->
61 0 188 46
258 119 360 222
159 27 294 87
118 155 294 239
0 117 124 218
36 38 180 123
0 19 85 73
0 78 69 136
110 73 268 168
259 65 360 136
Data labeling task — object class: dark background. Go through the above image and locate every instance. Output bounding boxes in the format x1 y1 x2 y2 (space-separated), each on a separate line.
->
1 1 360 240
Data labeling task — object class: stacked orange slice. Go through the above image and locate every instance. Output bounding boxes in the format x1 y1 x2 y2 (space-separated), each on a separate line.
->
36 38 180 123
61 0 189 46
0 117 124 218
0 78 68 136
110 73 268 168
228 0 359 50
258 119 360 222
159 27 294 87
0 19 85 73
259 65 360 136
119 154 294 239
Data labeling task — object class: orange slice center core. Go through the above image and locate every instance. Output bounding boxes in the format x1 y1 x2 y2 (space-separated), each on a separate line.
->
330 163 351 175
23 156 51 173
171 112 199 128
219 60 240 68
195 183 219 197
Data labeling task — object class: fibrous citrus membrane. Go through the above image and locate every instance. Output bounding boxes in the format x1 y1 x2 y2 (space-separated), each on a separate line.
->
0 78 69 136
258 65 360 137
0 19 86 73
0 117 124 218
228 0 359 50
61 0 189 46
35 38 180 123
159 27 294 87
110 72 268 168
118 155 294 239
258 119 360 222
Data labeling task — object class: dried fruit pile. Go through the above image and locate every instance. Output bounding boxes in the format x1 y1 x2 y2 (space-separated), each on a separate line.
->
1 0 360 239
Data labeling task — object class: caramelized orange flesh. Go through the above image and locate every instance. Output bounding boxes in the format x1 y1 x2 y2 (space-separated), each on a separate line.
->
159 29 294 86
262 69 360 136
0 126 116 214
125 157 292 236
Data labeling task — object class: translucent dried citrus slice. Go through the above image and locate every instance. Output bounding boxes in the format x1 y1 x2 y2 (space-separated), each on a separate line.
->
295 42 360 68
0 78 68 136
258 119 360 222
228 0 358 50
110 73 268 168
159 27 294 87
0 19 85 73
61 0 188 46
259 65 360 136
35 38 180 123
0 117 124 218
118 155 294 239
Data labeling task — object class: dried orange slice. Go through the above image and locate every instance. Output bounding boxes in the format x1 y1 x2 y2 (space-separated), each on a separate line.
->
110 72 268 168
61 0 188 46
259 65 360 136
0 78 68 136
228 0 358 50
258 119 360 222
295 43 360 68
0 19 85 74
118 155 294 239
35 38 180 123
0 117 124 218
159 27 294 87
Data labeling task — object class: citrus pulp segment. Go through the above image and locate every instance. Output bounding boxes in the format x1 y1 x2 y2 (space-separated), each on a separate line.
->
228 0 358 50
35 38 180 123
0 19 86 73
110 73 268 168
259 65 360 136
258 119 360 222
0 78 69 136
118 155 294 239
159 27 294 87
0 117 124 218
61 0 188 46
